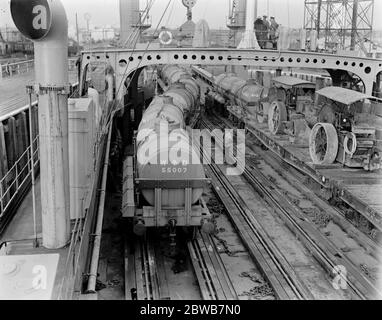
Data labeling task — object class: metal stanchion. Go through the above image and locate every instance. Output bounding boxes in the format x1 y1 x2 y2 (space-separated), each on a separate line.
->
27 88 38 247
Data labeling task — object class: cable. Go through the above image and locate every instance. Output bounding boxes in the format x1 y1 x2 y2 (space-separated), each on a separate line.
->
165 0 176 27
123 0 156 48
114 0 159 99
115 0 174 101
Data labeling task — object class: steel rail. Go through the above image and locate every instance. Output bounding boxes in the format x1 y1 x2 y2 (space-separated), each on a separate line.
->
197 119 313 300
205 116 381 300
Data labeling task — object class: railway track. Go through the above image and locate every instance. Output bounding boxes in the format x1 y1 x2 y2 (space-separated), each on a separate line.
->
213 112 381 255
125 234 171 300
202 115 382 300
194 124 316 300
124 229 239 301
214 113 381 256
187 231 238 300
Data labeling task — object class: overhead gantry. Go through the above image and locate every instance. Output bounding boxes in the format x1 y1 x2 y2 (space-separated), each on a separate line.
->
80 48 382 97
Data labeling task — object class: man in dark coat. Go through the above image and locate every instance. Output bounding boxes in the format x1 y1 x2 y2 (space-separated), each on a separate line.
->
270 17 279 49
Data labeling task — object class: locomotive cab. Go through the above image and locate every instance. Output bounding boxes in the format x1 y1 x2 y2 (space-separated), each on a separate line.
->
267 76 316 141
309 87 382 171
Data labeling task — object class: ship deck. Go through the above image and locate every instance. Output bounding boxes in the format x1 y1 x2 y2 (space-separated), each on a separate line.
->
0 179 70 300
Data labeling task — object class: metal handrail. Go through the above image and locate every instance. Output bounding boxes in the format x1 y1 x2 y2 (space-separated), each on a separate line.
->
0 60 34 78
0 136 40 217
0 82 79 123
0 58 78 79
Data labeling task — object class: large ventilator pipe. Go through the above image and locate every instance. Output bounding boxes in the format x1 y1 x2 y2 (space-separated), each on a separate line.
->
11 0 71 249
35 0 70 249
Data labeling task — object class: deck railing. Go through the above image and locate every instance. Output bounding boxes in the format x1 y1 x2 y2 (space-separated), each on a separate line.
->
0 58 78 79
0 136 39 218
0 82 79 223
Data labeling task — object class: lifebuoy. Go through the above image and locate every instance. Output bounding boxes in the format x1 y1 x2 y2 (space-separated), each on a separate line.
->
159 31 173 45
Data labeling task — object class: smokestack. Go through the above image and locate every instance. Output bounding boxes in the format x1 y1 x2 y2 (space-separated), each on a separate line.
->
237 0 260 49
120 0 141 47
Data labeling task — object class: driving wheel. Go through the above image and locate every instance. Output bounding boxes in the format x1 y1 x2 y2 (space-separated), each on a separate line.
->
309 123 339 165
268 100 287 135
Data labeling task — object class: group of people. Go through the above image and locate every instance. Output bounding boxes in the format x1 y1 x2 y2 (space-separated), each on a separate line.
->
255 15 279 49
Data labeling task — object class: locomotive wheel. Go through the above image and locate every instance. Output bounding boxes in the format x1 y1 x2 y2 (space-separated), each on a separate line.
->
268 101 287 135
309 123 339 165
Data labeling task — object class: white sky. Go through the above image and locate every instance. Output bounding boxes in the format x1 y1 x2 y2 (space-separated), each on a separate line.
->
0 0 381 30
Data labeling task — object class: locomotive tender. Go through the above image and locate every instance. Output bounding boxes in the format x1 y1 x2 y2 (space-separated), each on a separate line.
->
122 65 213 237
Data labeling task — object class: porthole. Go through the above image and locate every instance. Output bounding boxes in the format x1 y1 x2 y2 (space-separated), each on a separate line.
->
119 59 127 67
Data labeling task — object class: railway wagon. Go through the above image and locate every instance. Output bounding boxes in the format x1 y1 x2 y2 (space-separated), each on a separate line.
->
122 66 213 238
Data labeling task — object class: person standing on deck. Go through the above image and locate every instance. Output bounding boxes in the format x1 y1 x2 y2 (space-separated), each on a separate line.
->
262 15 270 42
270 17 279 49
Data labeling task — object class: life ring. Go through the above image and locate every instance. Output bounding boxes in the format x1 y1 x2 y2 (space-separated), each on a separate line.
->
159 31 173 45
344 132 357 156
